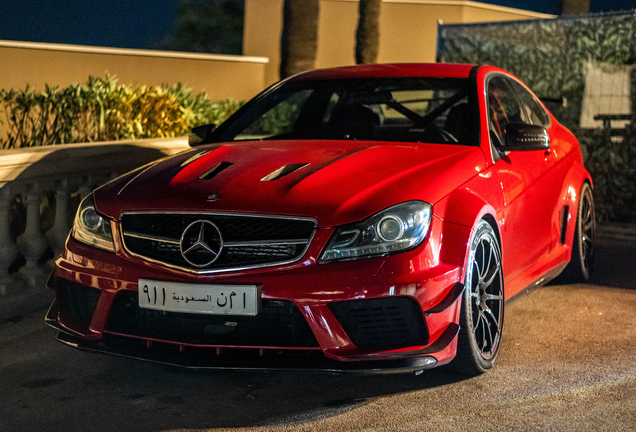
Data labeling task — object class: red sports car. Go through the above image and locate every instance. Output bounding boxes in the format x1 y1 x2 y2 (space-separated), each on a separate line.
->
46 63 594 375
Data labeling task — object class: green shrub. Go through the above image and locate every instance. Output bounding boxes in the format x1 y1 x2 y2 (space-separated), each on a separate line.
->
0 74 244 149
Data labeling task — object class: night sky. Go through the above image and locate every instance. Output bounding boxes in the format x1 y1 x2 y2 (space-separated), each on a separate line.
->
0 0 634 51
0 0 182 50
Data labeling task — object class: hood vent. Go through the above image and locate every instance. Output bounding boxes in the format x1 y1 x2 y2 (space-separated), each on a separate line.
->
181 150 212 167
260 163 309 181
198 161 233 180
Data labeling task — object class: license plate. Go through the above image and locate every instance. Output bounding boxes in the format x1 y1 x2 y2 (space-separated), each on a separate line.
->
138 279 260 316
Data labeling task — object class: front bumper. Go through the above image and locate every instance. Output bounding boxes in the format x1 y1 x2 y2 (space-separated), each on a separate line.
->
47 216 471 372
46 299 459 374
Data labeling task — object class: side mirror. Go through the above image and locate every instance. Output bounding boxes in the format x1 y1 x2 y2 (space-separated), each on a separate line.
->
189 123 216 147
503 123 550 152
539 96 567 108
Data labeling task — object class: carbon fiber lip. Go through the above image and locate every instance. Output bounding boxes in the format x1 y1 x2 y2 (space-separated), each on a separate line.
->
46 300 443 374
53 330 439 374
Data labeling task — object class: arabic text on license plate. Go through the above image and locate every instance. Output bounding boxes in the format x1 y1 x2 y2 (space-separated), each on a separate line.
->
138 279 260 316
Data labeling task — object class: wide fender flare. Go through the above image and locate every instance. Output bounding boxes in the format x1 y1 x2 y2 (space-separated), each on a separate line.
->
435 187 500 282
557 162 593 253
562 160 593 199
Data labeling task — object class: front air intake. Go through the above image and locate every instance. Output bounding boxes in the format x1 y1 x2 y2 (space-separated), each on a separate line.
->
329 297 429 349
57 279 101 327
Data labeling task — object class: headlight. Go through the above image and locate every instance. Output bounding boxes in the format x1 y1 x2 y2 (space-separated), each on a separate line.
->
72 194 115 252
320 201 432 261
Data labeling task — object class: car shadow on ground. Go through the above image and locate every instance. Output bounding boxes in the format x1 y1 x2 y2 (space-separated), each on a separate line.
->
588 239 636 289
105 359 473 430
547 237 636 290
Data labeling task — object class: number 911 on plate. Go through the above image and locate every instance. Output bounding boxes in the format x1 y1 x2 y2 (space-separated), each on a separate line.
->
138 279 261 316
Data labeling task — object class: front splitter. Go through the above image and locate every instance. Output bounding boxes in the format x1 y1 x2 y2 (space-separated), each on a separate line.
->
53 331 439 374
46 300 450 375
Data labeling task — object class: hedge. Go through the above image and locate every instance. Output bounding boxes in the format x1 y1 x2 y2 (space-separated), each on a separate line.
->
0 74 244 149
579 128 636 223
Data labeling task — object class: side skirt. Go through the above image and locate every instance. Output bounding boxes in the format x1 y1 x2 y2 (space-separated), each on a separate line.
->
505 261 568 306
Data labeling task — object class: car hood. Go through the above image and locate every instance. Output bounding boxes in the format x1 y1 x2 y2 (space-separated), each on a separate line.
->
94 140 486 227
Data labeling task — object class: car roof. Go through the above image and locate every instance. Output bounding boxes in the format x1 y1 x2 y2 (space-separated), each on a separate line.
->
288 63 476 81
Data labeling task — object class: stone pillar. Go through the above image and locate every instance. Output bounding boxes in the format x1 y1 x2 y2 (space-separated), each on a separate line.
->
0 186 23 295
79 175 93 200
17 183 48 289
46 179 70 256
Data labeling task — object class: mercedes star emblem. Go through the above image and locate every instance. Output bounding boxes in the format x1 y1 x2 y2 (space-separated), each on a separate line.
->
179 220 224 267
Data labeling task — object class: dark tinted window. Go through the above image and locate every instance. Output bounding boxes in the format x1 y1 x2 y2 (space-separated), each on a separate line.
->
487 75 524 146
212 77 476 145
508 79 550 127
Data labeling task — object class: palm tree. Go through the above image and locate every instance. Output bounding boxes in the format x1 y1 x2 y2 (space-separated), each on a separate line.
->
561 0 590 15
279 0 320 79
168 0 244 55
355 0 381 64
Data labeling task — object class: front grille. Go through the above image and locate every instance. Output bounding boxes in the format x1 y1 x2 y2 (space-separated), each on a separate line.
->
329 297 429 350
57 279 101 327
105 291 319 348
120 213 316 272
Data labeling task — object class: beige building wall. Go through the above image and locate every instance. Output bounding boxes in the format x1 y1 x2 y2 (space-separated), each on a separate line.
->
315 1 360 70
244 0 285 87
0 40 268 101
377 3 462 65
244 0 555 86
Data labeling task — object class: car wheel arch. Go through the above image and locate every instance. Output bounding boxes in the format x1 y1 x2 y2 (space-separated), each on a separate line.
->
434 186 499 228
435 187 503 277
557 179 595 283
555 163 593 253
462 212 502 282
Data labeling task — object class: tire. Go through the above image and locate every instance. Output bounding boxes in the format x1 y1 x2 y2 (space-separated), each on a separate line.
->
559 182 595 283
451 219 504 376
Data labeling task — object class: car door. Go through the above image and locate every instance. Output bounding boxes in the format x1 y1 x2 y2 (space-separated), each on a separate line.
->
487 74 554 282
507 78 571 254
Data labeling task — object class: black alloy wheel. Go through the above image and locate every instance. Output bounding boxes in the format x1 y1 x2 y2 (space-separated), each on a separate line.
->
452 219 504 376
560 182 595 283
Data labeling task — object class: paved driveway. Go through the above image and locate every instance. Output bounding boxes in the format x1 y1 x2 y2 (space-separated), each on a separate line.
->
1 238 635 432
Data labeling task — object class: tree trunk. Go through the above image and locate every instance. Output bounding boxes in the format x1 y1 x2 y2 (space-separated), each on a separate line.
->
279 0 320 79
355 0 381 64
561 0 590 15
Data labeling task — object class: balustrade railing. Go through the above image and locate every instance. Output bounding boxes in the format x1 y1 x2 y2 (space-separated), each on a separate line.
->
0 137 190 297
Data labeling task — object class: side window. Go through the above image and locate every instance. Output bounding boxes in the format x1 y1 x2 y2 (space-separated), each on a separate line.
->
508 79 550 127
487 76 524 146
235 89 313 140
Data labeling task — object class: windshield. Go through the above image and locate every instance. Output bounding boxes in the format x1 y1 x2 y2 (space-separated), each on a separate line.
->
212 77 476 145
